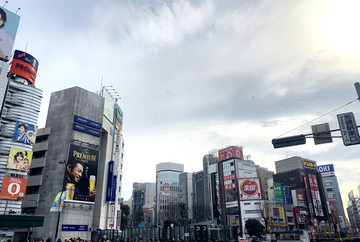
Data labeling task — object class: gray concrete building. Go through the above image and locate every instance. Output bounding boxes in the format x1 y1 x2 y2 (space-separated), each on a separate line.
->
131 182 156 227
25 86 125 241
179 172 193 224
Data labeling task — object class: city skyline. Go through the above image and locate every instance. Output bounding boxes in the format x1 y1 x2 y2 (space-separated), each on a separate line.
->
8 0 360 207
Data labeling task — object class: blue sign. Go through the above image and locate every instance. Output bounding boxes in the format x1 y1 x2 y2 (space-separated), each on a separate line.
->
13 50 39 70
62 225 88 231
317 164 335 177
106 161 115 201
139 223 145 228
282 186 292 205
74 115 102 130
73 123 101 137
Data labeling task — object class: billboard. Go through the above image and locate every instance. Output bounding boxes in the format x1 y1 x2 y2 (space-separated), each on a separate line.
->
13 120 37 144
337 112 360 146
106 161 115 202
115 104 124 133
282 186 292 205
266 202 287 226
74 115 102 130
291 190 305 207
308 174 324 217
103 87 115 124
238 177 262 201
0 176 27 200
317 164 335 177
6 147 33 172
274 183 284 204
0 7 20 62
63 144 99 203
10 50 39 85
303 159 317 170
218 146 243 161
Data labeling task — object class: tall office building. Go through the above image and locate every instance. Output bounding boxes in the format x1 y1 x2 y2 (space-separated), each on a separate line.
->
155 162 184 226
347 189 360 234
25 86 125 241
317 164 346 230
179 172 193 224
256 166 274 201
192 171 205 223
131 182 156 227
203 154 218 222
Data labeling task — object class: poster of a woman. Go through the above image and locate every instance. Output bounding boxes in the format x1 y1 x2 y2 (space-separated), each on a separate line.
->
6 147 33 172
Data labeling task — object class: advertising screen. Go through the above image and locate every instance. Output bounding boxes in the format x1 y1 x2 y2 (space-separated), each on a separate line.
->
63 144 99 203
0 176 27 200
218 146 243 161
13 120 37 144
103 87 115 124
238 177 262 201
0 7 20 62
317 164 335 177
6 147 33 172
274 183 284 204
308 173 324 216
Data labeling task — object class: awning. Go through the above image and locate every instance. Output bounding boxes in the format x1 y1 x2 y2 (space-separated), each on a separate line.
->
0 215 44 228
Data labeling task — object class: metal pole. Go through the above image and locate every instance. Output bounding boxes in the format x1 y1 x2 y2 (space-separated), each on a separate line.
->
54 212 61 242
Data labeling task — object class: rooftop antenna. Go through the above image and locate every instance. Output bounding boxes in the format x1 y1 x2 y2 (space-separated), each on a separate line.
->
15 8 20 14
3 1 7 7
24 42 28 52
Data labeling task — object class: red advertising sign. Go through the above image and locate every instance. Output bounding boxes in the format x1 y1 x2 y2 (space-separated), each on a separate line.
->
0 176 27 200
218 146 243 161
308 174 324 216
10 58 38 85
224 183 236 190
238 177 262 200
224 174 236 181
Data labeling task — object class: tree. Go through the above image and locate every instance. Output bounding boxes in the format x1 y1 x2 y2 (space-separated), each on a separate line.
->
245 219 265 238
163 218 180 228
120 203 130 230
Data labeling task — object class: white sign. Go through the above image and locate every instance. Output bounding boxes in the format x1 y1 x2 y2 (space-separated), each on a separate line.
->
337 112 360 146
225 201 238 208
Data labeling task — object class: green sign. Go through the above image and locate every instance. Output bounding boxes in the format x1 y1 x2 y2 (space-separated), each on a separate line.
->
274 183 284 204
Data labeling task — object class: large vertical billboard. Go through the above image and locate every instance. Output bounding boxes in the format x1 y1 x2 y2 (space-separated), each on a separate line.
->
9 50 39 85
62 144 99 203
115 104 124 134
0 7 20 62
273 183 284 204
13 120 37 144
308 174 324 216
103 87 115 124
218 146 243 161
238 177 262 201
282 186 292 204
6 147 33 172
0 176 27 200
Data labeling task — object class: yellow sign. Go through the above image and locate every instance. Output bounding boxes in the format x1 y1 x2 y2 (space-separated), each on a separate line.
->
303 159 317 170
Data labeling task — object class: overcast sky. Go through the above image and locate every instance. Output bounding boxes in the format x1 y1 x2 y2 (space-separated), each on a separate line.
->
8 0 360 208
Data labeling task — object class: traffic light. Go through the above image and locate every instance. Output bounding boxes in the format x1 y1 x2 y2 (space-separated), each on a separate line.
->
272 135 306 149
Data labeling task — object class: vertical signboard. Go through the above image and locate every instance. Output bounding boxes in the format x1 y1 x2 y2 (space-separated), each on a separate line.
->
282 186 292 204
63 144 99 203
0 7 20 62
106 161 115 201
115 104 124 134
337 112 360 146
273 183 284 204
103 87 115 124
308 174 324 216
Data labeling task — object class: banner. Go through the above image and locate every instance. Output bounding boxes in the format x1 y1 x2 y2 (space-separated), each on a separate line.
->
50 192 62 212
0 7 20 62
0 176 27 200
6 147 33 172
13 120 37 144
274 183 284 204
308 174 324 216
218 146 243 161
63 144 99 203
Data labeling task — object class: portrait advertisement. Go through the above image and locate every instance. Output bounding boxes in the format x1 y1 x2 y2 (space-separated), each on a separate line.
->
6 147 33 172
63 144 99 203
0 7 20 61
13 120 37 145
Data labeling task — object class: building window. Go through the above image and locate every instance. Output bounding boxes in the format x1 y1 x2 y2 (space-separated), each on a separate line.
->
288 217 294 223
121 153 124 159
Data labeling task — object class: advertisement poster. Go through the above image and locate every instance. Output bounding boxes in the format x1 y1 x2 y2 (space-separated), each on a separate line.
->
218 146 243 161
0 7 20 62
13 120 37 144
308 174 324 216
62 144 99 203
50 192 62 212
291 190 305 207
0 176 27 200
6 147 33 172
238 177 262 200
266 202 287 225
